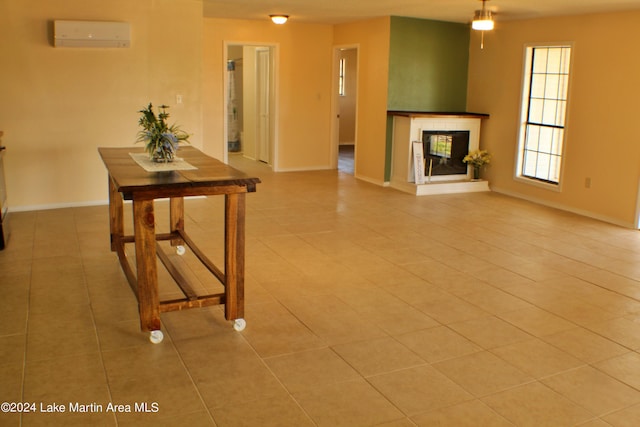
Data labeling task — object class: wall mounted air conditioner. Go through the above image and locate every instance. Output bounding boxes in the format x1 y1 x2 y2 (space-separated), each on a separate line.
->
54 20 130 48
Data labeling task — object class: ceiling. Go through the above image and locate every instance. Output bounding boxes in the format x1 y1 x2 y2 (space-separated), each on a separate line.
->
202 0 640 25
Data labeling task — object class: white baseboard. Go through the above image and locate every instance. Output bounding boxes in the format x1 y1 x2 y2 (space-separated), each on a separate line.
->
355 174 387 187
9 199 109 213
275 165 333 172
491 185 636 229
8 196 207 213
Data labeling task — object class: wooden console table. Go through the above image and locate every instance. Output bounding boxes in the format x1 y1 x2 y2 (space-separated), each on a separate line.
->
98 146 260 343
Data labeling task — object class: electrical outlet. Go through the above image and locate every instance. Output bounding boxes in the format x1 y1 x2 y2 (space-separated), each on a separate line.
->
585 177 591 188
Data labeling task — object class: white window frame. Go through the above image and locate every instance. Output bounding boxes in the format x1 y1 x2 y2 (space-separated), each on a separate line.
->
515 42 573 190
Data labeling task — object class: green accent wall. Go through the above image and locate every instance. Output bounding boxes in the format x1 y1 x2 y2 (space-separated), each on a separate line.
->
384 16 470 181
387 16 470 112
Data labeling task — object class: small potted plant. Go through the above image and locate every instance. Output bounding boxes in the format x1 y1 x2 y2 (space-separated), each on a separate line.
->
463 149 491 180
137 103 190 162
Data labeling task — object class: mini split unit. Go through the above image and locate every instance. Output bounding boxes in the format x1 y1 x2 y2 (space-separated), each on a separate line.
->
53 20 130 48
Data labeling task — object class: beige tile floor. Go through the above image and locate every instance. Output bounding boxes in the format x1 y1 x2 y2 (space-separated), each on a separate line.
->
2 155 640 425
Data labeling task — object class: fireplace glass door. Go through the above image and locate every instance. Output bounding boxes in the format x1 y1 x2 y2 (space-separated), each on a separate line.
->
422 130 470 177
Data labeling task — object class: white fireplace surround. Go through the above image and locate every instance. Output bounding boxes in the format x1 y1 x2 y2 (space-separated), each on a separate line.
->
390 112 489 195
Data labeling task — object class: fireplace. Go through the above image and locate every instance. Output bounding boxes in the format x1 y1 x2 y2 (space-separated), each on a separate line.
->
423 130 470 177
389 112 489 195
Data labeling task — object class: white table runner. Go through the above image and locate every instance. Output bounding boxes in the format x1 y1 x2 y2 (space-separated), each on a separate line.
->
129 152 198 172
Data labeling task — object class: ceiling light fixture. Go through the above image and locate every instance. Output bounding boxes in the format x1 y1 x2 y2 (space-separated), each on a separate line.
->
472 1 494 31
270 15 289 25
471 0 494 49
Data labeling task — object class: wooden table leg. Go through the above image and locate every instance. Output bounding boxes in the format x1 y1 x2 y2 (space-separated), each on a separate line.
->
133 199 161 333
224 193 245 321
108 177 124 252
170 197 184 247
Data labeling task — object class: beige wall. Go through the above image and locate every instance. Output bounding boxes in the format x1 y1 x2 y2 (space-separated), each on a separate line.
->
334 18 390 184
467 10 640 227
202 18 334 171
6 3 637 227
0 0 203 210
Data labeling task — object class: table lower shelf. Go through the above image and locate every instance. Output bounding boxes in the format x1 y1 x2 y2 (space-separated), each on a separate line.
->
112 229 244 335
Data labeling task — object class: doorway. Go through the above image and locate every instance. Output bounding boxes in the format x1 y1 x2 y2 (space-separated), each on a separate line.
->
335 46 358 175
225 43 277 168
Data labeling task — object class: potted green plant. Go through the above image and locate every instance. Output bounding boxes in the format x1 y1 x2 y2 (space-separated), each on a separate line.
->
463 149 491 180
137 103 190 162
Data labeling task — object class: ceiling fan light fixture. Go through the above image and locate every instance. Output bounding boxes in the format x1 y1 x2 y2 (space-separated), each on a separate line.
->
472 0 494 31
472 10 494 30
270 15 289 24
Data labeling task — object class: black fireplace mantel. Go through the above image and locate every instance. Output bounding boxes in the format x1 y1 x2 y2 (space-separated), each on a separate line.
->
387 111 489 119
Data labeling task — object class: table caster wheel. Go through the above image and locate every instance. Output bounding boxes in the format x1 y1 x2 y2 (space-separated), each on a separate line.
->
233 318 246 331
149 330 164 344
176 245 186 256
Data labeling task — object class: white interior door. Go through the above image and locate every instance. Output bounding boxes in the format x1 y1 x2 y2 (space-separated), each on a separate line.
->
257 48 270 163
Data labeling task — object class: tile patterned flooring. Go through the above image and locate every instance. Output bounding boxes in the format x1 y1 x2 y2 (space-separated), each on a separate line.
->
3 156 640 425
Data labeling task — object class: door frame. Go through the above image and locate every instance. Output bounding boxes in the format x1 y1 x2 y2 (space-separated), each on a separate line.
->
636 177 640 229
256 47 271 164
331 44 360 172
223 41 280 170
